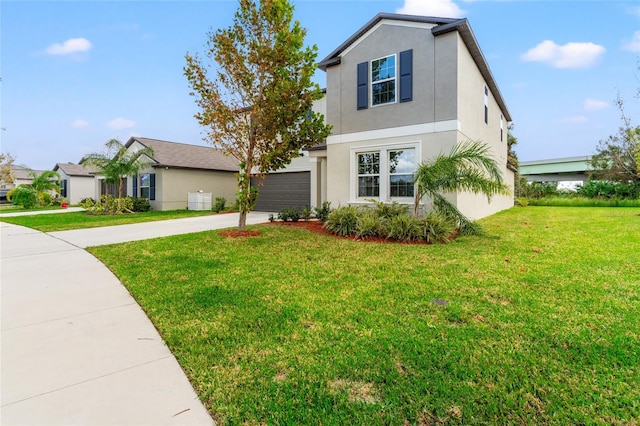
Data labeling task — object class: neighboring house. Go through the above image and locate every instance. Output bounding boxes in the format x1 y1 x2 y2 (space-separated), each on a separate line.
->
295 13 514 219
520 156 592 190
118 137 239 211
6 166 45 189
53 163 96 204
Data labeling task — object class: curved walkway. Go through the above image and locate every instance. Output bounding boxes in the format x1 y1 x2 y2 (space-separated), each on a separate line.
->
0 212 270 425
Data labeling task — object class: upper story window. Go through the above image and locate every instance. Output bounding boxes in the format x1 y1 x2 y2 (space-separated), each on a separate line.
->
357 50 412 110
371 55 396 106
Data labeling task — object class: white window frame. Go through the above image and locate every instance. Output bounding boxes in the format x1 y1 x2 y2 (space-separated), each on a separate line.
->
351 141 419 203
140 173 151 199
370 54 397 107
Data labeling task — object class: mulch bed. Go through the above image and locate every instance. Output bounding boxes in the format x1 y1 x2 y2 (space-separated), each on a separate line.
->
220 219 449 245
265 219 429 245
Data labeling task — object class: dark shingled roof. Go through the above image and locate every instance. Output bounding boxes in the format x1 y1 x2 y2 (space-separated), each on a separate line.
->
125 137 239 172
53 163 96 177
317 13 511 122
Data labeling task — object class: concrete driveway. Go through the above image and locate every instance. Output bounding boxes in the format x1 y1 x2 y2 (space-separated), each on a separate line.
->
0 212 270 425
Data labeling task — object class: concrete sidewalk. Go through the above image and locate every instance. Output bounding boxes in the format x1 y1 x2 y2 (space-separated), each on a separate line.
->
49 212 271 248
0 212 270 425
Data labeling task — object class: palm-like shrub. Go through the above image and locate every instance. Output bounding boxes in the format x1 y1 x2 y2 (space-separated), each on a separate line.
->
413 141 509 235
420 212 457 244
81 139 154 213
355 211 381 239
385 214 422 242
7 186 39 209
324 206 360 236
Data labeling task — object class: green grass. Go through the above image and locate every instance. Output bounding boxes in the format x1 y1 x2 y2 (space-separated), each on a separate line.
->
527 196 640 207
0 203 66 212
0 209 222 232
89 207 640 425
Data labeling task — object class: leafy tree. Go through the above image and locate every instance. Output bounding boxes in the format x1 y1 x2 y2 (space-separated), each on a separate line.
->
0 152 16 188
81 139 154 213
184 0 331 230
413 141 509 235
507 123 519 172
590 95 639 183
25 169 60 195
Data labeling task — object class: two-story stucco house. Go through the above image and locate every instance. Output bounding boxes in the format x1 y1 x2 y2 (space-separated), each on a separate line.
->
302 13 514 219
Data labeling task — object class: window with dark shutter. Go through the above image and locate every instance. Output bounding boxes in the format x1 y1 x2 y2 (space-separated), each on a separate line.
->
357 62 368 110
150 173 156 201
132 174 138 197
399 49 413 103
60 179 68 198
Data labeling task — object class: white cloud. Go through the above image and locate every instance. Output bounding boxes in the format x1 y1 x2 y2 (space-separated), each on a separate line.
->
560 116 588 124
622 31 640 52
71 119 89 128
106 117 136 130
396 0 465 19
45 37 92 55
584 98 608 111
521 40 605 69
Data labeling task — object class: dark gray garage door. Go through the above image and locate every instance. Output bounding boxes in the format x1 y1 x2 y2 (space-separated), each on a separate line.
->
251 172 310 212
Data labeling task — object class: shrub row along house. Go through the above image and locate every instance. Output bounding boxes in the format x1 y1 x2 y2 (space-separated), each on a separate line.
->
56 13 514 217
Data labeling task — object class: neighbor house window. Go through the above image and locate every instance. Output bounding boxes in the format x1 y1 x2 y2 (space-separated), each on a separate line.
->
371 55 396 106
354 145 417 200
500 114 504 141
388 149 416 197
140 173 151 199
484 87 489 124
60 179 68 198
358 152 380 197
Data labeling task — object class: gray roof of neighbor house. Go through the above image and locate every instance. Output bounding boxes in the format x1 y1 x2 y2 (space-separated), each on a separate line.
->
11 166 46 181
317 13 512 122
53 163 96 177
125 137 239 172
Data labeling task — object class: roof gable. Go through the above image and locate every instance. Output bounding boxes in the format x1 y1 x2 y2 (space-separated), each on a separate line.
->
317 13 511 122
125 137 239 172
53 163 96 177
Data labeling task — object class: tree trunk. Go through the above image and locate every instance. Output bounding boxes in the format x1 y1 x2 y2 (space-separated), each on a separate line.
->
117 177 124 212
238 208 247 231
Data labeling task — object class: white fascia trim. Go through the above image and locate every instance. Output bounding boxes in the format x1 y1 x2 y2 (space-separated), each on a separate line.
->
341 20 437 58
327 120 461 145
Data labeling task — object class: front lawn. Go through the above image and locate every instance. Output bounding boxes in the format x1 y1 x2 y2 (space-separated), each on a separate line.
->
0 209 222 232
89 207 640 424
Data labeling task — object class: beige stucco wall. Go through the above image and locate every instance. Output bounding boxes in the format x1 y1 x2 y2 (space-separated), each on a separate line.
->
326 21 458 135
326 130 458 208
58 170 96 204
454 33 513 218
129 167 237 211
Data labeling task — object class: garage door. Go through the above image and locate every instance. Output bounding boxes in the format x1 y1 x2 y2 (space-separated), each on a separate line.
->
251 172 310 212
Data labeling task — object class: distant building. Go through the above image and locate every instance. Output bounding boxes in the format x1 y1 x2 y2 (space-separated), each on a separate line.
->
520 156 592 190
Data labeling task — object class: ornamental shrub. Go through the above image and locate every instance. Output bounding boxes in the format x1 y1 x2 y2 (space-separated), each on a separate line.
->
313 201 332 222
385 214 422 242
213 196 226 213
324 206 360 236
420 212 456 244
129 197 151 212
8 186 39 209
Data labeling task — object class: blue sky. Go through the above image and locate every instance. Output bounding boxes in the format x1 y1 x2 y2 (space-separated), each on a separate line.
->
2 0 639 170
